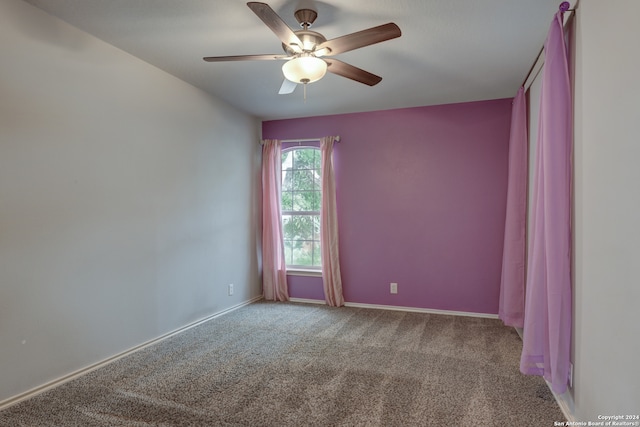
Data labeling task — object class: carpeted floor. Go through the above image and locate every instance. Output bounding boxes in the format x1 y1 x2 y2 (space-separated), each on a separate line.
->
0 301 565 426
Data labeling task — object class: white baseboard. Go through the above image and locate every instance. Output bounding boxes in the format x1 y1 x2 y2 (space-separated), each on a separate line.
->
289 297 499 319
0 295 262 411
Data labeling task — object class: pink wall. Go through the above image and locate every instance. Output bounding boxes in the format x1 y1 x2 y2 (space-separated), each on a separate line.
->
263 99 512 314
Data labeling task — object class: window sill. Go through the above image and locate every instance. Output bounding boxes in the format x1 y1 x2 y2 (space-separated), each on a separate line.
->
286 269 322 277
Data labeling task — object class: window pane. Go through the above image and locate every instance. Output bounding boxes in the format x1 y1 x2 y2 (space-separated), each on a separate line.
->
282 151 293 172
313 241 322 266
293 148 315 170
292 191 316 212
282 214 294 240
283 240 293 266
292 241 314 266
293 170 315 191
312 215 320 240
281 191 293 212
283 215 316 241
314 150 321 171
282 168 293 191
312 170 321 192
298 215 316 240
311 190 321 211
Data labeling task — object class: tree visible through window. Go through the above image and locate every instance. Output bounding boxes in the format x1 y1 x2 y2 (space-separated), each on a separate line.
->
281 147 321 269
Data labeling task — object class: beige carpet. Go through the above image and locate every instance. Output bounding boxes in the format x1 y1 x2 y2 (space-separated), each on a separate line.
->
0 301 565 426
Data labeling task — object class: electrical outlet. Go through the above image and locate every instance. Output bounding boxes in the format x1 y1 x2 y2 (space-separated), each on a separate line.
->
569 363 574 388
390 282 398 294
228 283 234 296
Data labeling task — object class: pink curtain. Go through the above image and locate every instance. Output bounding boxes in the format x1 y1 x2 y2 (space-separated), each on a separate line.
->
320 136 344 307
499 86 528 328
261 139 289 301
520 8 572 394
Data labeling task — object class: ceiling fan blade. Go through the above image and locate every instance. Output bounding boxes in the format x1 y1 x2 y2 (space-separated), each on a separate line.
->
316 23 401 56
203 54 290 62
324 58 383 86
247 2 304 52
278 79 298 94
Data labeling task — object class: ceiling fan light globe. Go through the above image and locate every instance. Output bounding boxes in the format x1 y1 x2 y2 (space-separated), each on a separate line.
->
282 56 327 84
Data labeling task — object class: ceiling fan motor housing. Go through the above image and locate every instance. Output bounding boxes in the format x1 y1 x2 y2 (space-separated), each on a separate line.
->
282 30 327 55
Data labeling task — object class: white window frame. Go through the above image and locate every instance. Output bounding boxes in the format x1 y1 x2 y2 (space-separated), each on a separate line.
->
281 146 322 273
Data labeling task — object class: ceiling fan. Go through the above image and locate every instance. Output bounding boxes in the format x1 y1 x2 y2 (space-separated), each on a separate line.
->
203 2 402 95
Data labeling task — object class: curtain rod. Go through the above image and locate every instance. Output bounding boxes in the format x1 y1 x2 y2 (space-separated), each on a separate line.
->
259 136 341 145
521 2 577 90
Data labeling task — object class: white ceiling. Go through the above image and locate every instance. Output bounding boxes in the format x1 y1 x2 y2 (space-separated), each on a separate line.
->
23 0 567 120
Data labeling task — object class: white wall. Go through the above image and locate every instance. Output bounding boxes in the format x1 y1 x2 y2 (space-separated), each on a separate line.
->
0 0 262 403
573 0 640 420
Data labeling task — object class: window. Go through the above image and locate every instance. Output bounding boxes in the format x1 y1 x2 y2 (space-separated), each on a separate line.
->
281 147 321 269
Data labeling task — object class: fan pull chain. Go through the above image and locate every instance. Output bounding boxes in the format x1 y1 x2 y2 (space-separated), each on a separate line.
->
301 78 310 102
